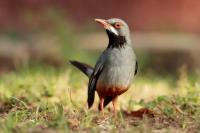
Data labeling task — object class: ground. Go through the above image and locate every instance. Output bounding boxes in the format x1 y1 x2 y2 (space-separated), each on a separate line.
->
0 65 200 133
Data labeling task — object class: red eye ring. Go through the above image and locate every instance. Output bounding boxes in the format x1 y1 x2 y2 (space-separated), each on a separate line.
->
115 22 121 29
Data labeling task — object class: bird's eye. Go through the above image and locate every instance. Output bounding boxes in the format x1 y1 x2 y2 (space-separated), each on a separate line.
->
114 22 122 29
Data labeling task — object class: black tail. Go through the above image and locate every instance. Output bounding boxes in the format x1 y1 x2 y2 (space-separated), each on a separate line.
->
69 60 93 77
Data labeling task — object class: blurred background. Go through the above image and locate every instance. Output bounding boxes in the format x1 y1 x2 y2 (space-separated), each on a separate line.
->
0 0 200 75
1 1 200 131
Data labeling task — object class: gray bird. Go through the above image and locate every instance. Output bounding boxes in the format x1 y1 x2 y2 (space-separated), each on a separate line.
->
70 18 138 114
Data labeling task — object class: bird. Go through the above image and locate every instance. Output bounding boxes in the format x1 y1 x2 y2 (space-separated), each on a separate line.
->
70 18 138 115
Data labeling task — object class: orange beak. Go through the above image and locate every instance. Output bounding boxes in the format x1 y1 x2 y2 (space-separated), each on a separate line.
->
95 18 119 36
95 19 111 29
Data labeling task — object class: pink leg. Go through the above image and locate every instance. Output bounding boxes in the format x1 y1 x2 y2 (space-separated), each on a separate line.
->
112 97 118 115
100 97 105 116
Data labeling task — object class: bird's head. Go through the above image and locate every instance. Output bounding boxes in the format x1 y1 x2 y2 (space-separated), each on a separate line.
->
95 18 131 48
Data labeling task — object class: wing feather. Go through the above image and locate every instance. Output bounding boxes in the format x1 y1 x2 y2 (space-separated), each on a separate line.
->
134 61 138 75
87 62 104 108
87 51 107 108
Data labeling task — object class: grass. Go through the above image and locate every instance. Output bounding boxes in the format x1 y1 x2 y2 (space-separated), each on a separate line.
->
0 64 200 133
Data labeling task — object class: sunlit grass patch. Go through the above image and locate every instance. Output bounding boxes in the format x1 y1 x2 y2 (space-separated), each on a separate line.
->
0 65 199 132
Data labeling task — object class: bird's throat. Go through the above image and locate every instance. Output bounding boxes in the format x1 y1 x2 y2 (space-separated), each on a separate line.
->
106 30 127 49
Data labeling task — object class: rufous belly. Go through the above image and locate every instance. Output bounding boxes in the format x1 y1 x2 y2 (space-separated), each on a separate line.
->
96 85 128 98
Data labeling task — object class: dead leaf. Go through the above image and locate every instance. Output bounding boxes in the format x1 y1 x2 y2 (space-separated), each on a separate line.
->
123 108 155 118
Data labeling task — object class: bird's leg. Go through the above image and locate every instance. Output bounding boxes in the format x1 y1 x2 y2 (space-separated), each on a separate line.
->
112 96 118 116
100 97 105 116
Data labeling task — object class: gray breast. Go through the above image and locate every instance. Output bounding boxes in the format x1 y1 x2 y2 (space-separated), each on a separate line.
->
97 46 136 88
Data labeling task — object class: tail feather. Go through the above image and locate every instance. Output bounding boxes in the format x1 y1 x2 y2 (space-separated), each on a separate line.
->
69 60 93 77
